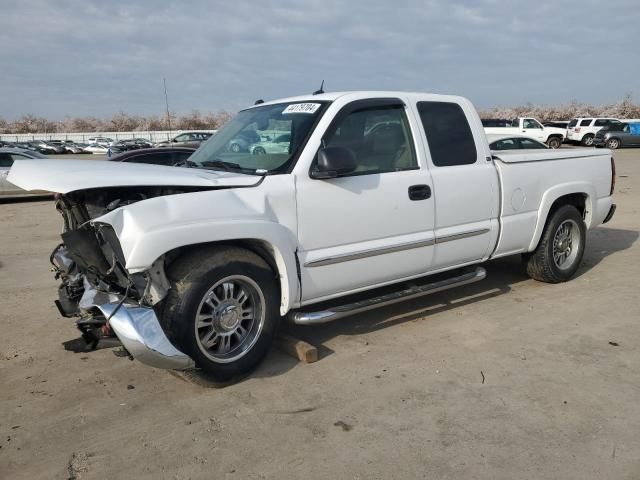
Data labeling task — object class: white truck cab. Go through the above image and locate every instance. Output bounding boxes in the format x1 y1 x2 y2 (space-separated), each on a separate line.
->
9 91 616 381
484 117 566 148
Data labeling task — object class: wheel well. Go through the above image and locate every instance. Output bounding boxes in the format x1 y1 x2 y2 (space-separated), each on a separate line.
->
548 134 563 140
164 240 279 277
548 193 587 220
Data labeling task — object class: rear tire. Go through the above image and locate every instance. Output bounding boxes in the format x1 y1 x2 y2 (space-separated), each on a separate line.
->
581 134 594 146
525 205 586 283
162 246 280 382
546 137 562 149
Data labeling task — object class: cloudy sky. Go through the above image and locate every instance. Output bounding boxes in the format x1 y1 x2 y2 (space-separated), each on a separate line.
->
0 0 638 119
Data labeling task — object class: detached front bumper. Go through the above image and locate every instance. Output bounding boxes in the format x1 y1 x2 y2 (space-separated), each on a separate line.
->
94 302 195 370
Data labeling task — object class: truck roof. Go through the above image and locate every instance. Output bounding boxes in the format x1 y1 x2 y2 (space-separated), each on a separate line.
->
251 91 467 108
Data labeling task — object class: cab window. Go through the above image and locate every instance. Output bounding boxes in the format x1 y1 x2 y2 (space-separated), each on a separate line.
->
417 101 477 167
322 104 417 175
523 119 542 129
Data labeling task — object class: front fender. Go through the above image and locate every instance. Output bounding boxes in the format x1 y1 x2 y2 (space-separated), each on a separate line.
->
94 179 300 314
128 220 299 315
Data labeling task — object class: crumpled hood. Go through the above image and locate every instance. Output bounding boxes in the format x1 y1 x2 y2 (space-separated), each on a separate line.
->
7 159 261 194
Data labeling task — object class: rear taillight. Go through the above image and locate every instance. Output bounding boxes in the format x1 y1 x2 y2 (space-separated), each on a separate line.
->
575 127 581 133
610 157 616 195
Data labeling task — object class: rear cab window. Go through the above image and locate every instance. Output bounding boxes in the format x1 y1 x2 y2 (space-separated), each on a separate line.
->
417 101 477 167
0 153 14 167
568 119 579 128
580 119 593 127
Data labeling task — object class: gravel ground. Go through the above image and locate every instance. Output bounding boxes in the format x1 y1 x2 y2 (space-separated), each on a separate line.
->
1 149 639 479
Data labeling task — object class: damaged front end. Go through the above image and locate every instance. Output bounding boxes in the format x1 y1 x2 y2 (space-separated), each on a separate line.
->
52 189 194 370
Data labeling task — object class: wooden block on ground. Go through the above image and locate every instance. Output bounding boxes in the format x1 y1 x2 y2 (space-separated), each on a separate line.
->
275 334 318 363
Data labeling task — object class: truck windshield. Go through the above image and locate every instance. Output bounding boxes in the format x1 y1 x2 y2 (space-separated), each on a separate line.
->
189 101 328 174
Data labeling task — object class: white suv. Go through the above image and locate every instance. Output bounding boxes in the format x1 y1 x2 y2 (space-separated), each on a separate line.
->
567 118 620 146
86 137 114 146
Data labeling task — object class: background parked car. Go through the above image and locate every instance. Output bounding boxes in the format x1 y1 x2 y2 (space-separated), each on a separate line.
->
481 119 512 128
566 118 620 146
250 133 291 155
156 132 213 149
543 121 570 129
483 117 565 148
227 130 261 152
487 134 549 151
110 138 153 154
594 122 640 149
47 140 85 154
108 147 196 166
83 143 109 154
31 141 65 154
86 137 114 146
0 148 49 196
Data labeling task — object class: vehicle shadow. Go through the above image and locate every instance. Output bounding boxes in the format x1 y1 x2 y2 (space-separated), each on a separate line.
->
578 226 638 275
57 227 638 385
0 194 53 204
279 225 638 360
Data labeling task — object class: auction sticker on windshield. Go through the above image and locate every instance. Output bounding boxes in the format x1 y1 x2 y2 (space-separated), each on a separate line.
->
282 103 321 114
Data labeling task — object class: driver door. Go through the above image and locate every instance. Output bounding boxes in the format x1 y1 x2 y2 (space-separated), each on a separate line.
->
295 99 436 303
521 118 545 141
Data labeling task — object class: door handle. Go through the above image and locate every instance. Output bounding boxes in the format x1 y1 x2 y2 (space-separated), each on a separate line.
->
408 184 431 201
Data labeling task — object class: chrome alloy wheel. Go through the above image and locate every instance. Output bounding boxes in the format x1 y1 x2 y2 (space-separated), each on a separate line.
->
194 275 265 363
552 219 580 270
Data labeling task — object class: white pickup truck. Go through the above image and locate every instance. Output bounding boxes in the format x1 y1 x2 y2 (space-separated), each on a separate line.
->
9 91 616 381
484 117 566 149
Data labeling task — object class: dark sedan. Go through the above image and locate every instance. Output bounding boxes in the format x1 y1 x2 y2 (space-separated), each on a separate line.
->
108 147 196 166
486 134 549 151
594 122 640 149
155 131 213 149
110 138 154 154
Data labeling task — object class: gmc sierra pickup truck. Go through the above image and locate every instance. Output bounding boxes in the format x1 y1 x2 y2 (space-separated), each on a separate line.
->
484 117 566 148
9 91 616 381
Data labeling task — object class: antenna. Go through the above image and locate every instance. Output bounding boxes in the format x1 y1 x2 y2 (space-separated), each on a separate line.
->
163 77 172 137
313 80 325 95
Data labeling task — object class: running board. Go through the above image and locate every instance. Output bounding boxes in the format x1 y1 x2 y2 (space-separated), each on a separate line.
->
289 266 487 325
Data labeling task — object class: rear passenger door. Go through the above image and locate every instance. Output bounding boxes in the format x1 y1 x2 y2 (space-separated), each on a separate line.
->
415 101 499 270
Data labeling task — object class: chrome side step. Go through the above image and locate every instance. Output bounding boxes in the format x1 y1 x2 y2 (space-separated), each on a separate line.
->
289 266 486 325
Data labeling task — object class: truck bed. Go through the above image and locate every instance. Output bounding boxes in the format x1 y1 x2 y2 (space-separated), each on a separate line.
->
490 148 614 258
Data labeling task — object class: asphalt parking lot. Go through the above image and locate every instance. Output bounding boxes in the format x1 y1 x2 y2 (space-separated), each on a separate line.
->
1 149 639 479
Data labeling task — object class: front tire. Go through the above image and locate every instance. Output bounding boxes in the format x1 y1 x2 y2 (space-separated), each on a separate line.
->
546 137 562 149
162 246 280 381
525 205 586 283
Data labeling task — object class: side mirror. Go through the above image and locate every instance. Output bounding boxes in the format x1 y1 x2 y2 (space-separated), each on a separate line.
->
311 146 357 179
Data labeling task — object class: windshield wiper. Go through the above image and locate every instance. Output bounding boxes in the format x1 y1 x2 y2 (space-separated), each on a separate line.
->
200 159 243 171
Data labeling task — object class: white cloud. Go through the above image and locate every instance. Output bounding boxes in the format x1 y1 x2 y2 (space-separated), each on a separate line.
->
0 0 638 118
